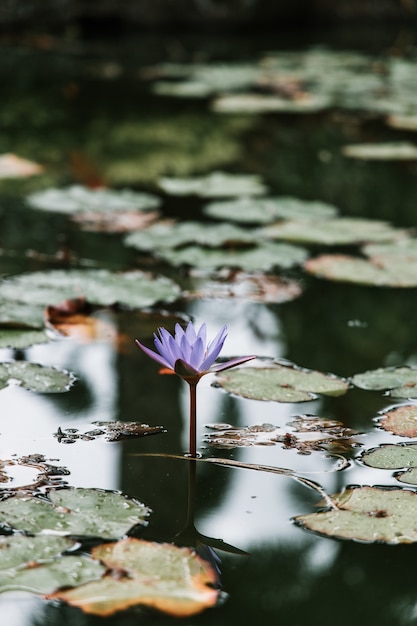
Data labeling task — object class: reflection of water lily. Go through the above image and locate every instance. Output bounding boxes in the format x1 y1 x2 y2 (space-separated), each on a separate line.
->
136 322 255 457
136 322 255 384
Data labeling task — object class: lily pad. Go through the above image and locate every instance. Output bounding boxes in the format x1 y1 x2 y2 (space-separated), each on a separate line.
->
0 329 50 349
50 538 219 617
261 217 405 246
350 366 417 397
213 92 331 114
54 421 166 443
26 185 161 215
378 405 417 437
0 269 181 309
295 486 417 543
361 443 417 485
0 361 74 393
158 171 267 198
214 362 349 403
202 196 338 224
342 142 417 160
304 254 417 287
0 488 150 538
153 241 308 272
0 300 45 329
0 153 43 178
124 220 257 252
362 238 417 261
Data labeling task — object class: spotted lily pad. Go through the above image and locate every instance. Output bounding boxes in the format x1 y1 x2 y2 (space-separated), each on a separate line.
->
0 361 74 393
214 361 349 403
26 185 161 214
295 486 417 543
361 443 417 485
261 217 405 246
342 142 417 160
158 171 267 198
304 254 417 287
0 269 180 309
0 488 149 538
378 405 417 436
153 241 308 272
350 366 417 397
0 535 104 595
49 538 219 617
124 220 256 252
202 196 338 224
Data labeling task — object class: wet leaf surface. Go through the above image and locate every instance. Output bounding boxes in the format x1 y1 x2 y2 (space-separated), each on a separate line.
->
361 443 417 485
0 300 45 329
350 366 417 397
0 329 50 349
202 196 338 224
214 361 349 402
0 361 74 393
158 171 267 197
49 537 219 617
0 488 150 537
295 486 417 543
0 269 181 309
377 405 417 436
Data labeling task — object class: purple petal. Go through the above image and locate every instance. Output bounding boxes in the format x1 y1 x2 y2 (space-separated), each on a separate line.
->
210 355 257 373
154 333 174 366
136 339 173 369
180 333 192 362
189 336 205 369
200 326 228 371
185 321 198 343
174 323 186 344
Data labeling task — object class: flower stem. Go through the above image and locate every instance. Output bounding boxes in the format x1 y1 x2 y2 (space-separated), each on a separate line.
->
188 382 198 458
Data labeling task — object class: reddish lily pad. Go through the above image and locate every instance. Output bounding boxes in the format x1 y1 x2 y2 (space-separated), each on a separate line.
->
49 538 219 617
378 405 417 437
295 486 417 543
0 153 43 178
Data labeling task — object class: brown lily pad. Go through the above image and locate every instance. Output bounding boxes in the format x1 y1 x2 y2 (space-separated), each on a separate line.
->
378 405 417 437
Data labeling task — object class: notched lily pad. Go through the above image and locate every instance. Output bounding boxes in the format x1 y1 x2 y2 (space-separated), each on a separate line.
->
295 486 417 543
158 171 267 198
0 487 150 538
0 361 74 393
350 366 417 398
0 269 181 309
377 405 417 437
214 361 349 403
202 196 338 225
361 443 417 485
49 537 219 617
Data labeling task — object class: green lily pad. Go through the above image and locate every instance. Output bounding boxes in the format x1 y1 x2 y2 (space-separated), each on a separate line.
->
124 220 256 252
361 443 417 485
342 142 417 160
214 362 349 403
261 217 405 246
26 185 161 214
158 171 267 198
362 238 417 261
202 196 338 224
0 329 50 349
0 269 181 309
350 366 417 397
378 405 417 437
153 241 308 272
304 254 417 287
50 538 219 617
0 361 74 393
0 301 45 329
213 92 331 114
0 535 75 570
295 486 417 543
0 488 150 538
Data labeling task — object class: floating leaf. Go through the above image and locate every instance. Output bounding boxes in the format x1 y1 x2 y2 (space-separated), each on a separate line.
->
351 366 417 397
125 220 257 252
0 153 43 178
214 362 349 403
304 254 417 287
50 538 219 617
0 488 149 538
213 92 331 114
0 361 74 393
153 241 308 272
362 238 417 261
0 300 45 329
261 217 405 246
158 171 267 198
361 443 417 485
0 454 70 490
26 185 161 215
54 421 166 443
0 329 50 349
295 486 417 543
378 405 417 437
72 208 159 234
0 269 180 309
386 114 417 132
202 196 338 224
185 271 302 303
342 142 417 160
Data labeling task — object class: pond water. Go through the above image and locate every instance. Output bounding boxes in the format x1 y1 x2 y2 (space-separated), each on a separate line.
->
2 24 417 626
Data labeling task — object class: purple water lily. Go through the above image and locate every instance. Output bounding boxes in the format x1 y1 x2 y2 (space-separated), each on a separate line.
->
136 322 256 457
136 322 255 384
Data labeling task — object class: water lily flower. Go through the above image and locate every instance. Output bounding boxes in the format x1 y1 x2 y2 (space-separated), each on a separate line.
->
136 322 255 384
136 322 256 457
